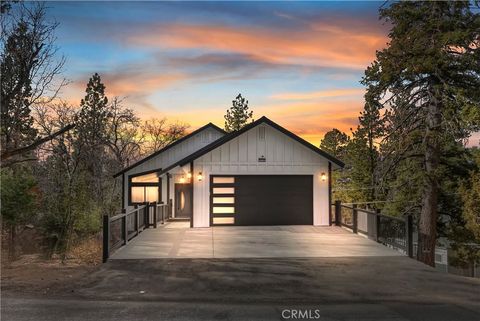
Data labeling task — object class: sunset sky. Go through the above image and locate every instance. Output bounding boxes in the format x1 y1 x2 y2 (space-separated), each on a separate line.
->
46 1 479 146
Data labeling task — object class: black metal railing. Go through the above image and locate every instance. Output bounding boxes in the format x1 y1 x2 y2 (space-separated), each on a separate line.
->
103 201 171 262
332 200 414 258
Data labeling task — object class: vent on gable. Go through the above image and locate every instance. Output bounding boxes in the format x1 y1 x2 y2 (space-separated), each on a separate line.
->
258 126 265 140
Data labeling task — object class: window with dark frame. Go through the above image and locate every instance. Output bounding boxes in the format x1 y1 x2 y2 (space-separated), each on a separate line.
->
128 172 161 205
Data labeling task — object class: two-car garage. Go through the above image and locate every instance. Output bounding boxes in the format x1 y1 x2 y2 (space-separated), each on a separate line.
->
210 175 313 226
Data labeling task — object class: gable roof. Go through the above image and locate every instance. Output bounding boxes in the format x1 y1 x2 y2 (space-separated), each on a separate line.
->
158 116 344 176
113 122 226 177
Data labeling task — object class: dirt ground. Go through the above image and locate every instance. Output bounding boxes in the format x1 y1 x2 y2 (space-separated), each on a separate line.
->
1 237 101 296
1 254 99 295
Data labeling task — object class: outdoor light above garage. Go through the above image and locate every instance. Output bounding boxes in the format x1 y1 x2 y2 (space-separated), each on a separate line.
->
197 172 203 181
321 172 327 181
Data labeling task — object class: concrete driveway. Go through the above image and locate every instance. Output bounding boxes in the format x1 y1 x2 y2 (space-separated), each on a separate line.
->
4 222 480 321
110 222 401 259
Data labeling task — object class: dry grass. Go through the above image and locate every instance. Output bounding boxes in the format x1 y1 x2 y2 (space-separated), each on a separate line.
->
1 235 102 295
67 235 102 265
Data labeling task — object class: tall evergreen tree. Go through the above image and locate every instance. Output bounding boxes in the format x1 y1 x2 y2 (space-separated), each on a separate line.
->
362 1 480 266
0 167 37 259
224 94 253 132
0 3 67 165
450 147 480 269
319 129 349 159
76 73 109 148
0 20 38 152
75 73 110 205
358 100 384 201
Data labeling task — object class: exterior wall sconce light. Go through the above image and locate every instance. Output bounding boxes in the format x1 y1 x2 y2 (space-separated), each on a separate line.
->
197 172 203 181
179 175 186 183
187 172 192 179
321 172 327 181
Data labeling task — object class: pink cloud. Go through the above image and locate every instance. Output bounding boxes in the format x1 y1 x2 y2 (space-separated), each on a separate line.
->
271 88 365 101
128 22 387 70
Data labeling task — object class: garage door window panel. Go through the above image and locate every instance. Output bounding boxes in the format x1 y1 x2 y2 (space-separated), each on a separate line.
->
212 187 235 194
213 177 235 184
213 206 235 214
213 217 235 224
213 197 235 204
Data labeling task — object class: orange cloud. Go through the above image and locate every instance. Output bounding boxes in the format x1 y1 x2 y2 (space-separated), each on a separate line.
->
63 71 185 117
129 23 387 70
164 101 359 148
255 97 362 146
102 73 184 97
271 88 365 101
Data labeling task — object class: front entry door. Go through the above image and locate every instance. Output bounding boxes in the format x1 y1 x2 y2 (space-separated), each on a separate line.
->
175 184 192 218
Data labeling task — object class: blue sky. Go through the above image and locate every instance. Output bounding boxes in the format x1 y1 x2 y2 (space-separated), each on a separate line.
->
41 1 478 146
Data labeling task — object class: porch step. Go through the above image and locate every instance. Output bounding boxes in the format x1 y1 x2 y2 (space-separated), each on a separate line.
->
167 218 190 222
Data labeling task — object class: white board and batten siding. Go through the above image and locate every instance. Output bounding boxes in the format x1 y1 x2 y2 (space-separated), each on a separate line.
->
192 124 330 227
122 127 224 210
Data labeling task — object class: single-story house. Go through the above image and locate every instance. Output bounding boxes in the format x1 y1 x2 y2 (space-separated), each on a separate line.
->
113 116 344 227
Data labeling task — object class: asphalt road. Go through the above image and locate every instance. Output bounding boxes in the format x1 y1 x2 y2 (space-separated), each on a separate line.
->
3 297 480 321
2 257 480 321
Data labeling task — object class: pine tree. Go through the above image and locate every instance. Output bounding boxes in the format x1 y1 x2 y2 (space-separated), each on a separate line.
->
355 100 384 202
76 73 109 148
0 3 68 166
224 94 253 132
319 129 349 159
75 73 110 205
362 1 480 266
0 21 38 152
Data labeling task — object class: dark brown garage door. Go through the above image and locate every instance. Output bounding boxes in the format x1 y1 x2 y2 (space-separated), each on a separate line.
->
210 175 313 226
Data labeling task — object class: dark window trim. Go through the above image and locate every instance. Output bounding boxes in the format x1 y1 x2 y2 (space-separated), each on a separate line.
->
121 173 125 210
328 162 332 226
128 170 162 206
130 168 162 178
190 161 194 228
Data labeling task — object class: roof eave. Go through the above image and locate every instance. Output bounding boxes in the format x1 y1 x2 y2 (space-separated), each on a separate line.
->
176 116 345 168
113 123 226 178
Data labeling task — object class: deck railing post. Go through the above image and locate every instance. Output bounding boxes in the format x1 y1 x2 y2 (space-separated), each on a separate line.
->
375 209 381 242
162 205 165 224
122 209 127 245
144 202 149 228
153 202 157 228
334 200 341 226
406 214 413 258
353 204 358 234
134 205 139 234
102 215 110 263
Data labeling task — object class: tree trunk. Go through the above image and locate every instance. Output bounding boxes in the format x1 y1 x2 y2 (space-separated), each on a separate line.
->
369 133 376 202
417 90 441 267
